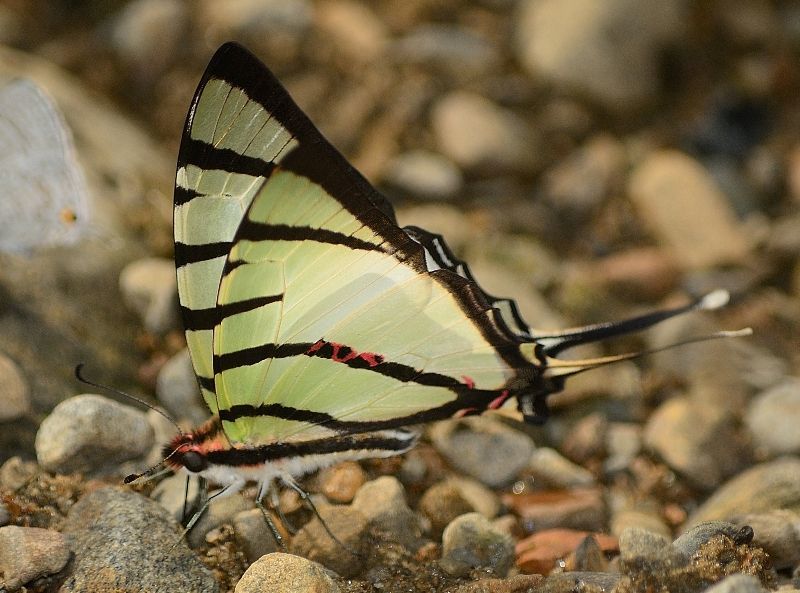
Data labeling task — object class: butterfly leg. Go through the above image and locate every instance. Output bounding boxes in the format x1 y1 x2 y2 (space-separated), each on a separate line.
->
280 475 360 558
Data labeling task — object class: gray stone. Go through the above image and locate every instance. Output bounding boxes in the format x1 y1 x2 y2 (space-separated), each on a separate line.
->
234 552 338 593
384 150 463 200
0 526 70 590
440 512 514 577
543 572 621 593
673 521 750 560
315 0 387 63
0 353 29 421
61 487 217 592
428 417 534 487
448 476 501 520
528 447 596 489
118 257 179 333
643 397 744 490
604 422 642 474
731 509 800 569
431 91 537 173
197 0 312 36
233 508 281 564
0 457 37 490
155 348 207 425
611 509 671 539
516 0 683 109
419 480 475 537
187 491 253 548
628 150 752 269
617 526 671 562
394 24 500 78
686 458 800 527
704 573 766 593
110 0 188 76
35 394 153 475
351 476 424 550
746 379 800 456
150 472 202 522
290 504 367 577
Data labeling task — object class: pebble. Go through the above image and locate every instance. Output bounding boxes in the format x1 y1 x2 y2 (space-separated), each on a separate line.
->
527 447 595 489
186 491 253 548
110 0 188 76
150 472 202 522
730 510 800 569
746 378 800 456
233 508 280 564
0 353 30 421
431 91 537 173
503 487 606 532
317 461 366 504
383 149 463 200
617 527 671 562
643 397 744 490
118 257 179 333
155 348 207 425
561 413 608 464
704 573 766 593
60 487 217 592
0 456 37 490
515 0 683 109
604 422 643 475
567 533 609 572
627 150 752 269
580 247 681 302
515 529 618 575
234 552 338 593
0 525 70 590
428 417 534 488
610 509 671 540
449 476 502 520
145 406 179 467
419 480 475 537
394 24 500 79
35 393 154 475
449 574 544 593
541 134 626 217
197 0 312 37
686 457 800 527
315 0 388 63
672 521 752 560
542 572 621 593
350 476 424 551
440 512 514 577
290 504 367 578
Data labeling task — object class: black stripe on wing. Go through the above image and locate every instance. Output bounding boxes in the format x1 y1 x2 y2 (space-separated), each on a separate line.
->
235 221 385 252
174 241 231 267
179 137 277 179
181 294 284 331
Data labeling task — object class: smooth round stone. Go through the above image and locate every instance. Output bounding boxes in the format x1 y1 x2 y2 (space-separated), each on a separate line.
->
527 447 596 489
617 527 671 562
0 353 30 421
35 394 154 475
233 508 281 564
234 552 339 593
110 0 188 75
383 150 463 200
610 509 671 540
317 461 366 504
0 526 70 590
118 257 179 333
746 379 800 456
440 512 514 577
61 487 216 592
394 24 500 78
155 348 207 425
686 458 800 527
643 397 743 490
419 480 475 537
731 510 800 569
431 91 538 173
428 417 534 488
351 476 424 551
186 492 253 548
290 504 367 578
150 472 202 521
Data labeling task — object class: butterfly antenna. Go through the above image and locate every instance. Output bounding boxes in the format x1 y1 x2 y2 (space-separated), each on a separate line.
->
74 363 183 436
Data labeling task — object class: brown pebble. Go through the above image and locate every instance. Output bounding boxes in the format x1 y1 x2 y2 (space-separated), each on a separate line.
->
516 528 618 575
503 488 606 532
318 461 366 504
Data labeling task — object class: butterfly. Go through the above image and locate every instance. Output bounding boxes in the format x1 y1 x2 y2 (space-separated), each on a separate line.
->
147 42 744 502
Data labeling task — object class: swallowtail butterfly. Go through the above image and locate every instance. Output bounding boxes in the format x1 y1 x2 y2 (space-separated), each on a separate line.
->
156 43 744 499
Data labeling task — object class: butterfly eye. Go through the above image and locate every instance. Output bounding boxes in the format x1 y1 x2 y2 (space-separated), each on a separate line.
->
182 451 207 473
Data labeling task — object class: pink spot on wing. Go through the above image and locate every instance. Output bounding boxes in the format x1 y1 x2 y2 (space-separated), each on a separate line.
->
488 390 510 410
307 340 324 354
306 339 384 368
462 376 475 389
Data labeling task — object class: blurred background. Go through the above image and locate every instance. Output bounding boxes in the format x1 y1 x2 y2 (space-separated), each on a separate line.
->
0 0 797 485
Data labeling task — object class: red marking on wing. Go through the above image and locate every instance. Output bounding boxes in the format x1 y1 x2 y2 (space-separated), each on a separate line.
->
306 338 384 368
462 375 475 389
453 407 479 419
488 390 511 410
